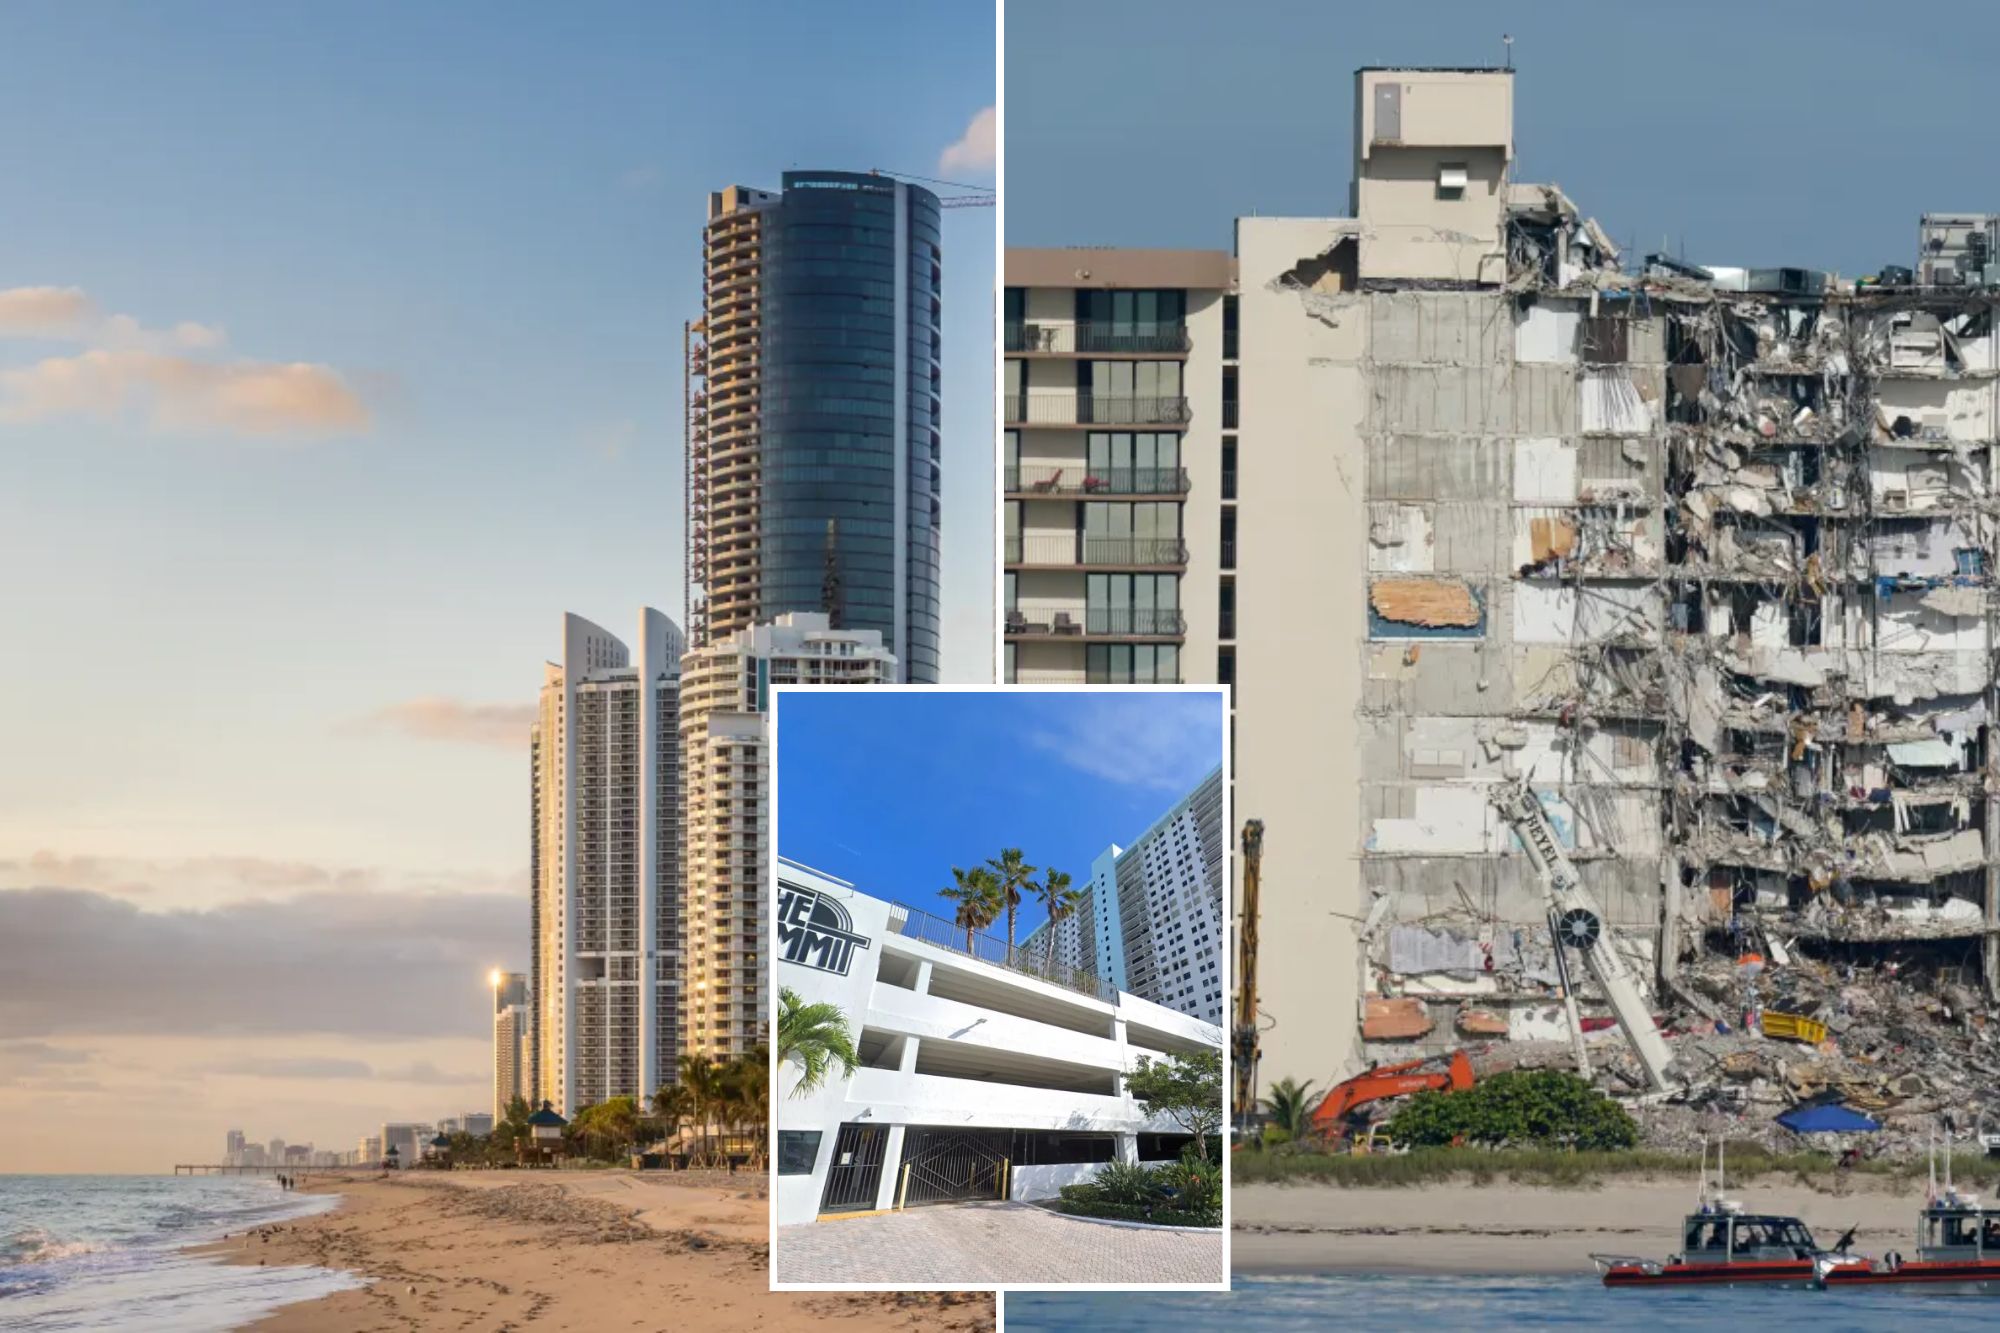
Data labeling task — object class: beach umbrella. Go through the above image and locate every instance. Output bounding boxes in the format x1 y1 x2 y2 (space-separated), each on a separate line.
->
1777 1104 1882 1134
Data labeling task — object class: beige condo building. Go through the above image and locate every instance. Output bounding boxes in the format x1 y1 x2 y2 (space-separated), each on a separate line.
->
678 612 895 1062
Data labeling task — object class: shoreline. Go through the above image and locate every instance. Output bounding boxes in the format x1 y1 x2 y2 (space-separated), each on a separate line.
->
190 1170 995 1330
1231 1175 1930 1277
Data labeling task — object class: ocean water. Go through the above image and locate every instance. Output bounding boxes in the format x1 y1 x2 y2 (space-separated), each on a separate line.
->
1006 1273 2000 1332
0 1175 365 1331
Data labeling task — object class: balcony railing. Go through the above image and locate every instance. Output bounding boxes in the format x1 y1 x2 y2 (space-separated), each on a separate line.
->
889 902 1114 1002
1004 608 1187 638
1004 466 1191 496
1004 321 1191 355
1003 395 1192 427
1222 401 1239 429
1221 539 1236 569
1004 536 1189 566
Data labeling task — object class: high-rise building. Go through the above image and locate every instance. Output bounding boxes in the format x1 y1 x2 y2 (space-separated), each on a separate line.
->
1002 251 1231 686
225 1128 245 1163
359 1134 381 1165
461 1112 495 1137
688 172 944 681
490 969 528 1120
530 609 685 1115
678 612 895 1061
379 1123 427 1167
267 1138 284 1164
1024 765 1226 1025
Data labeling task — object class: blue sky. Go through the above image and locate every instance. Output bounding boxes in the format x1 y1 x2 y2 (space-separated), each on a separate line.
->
0 2 992 1171
775 690 1224 942
1007 0 1996 272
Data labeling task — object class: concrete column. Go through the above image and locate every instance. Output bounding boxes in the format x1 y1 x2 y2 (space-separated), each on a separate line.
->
875 1124 907 1211
898 1035 920 1074
1112 1015 1129 1096
1117 1133 1139 1165
914 959 933 995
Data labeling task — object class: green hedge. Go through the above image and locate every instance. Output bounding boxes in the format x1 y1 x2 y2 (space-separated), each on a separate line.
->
1054 1198 1220 1228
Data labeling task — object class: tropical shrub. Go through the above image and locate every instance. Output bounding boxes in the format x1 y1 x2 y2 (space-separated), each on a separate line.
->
1386 1069 1637 1151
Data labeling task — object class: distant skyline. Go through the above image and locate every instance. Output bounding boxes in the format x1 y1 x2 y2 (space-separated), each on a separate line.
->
0 2 993 1173
775 690 1225 945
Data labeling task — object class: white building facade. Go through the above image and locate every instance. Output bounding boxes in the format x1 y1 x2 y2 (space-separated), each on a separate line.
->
1024 764 1227 1025
531 608 685 1114
774 861 1222 1227
491 970 528 1120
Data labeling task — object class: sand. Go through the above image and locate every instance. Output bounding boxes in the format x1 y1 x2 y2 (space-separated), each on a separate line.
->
1233 1176 1932 1275
193 1170 995 1331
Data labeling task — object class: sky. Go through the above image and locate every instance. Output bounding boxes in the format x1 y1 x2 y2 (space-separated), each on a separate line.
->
775 690 1224 945
1006 0 2000 275
0 1 993 1173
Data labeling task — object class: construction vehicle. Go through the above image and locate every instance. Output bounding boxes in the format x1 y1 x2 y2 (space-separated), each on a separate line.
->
1486 778 1677 1093
1231 820 1264 1138
1308 1050 1475 1142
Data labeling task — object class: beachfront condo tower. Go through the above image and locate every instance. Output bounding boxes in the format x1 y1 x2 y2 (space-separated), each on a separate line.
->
490 970 528 1120
530 609 685 1116
1024 764 1227 1025
677 613 894 1062
687 172 944 682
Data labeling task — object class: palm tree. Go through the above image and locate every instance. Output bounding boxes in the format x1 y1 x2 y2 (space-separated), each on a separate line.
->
652 1084 693 1155
718 1049 770 1164
679 1052 726 1166
987 848 1040 961
1033 867 1084 977
1261 1076 1320 1141
778 986 858 1097
941 865 1003 953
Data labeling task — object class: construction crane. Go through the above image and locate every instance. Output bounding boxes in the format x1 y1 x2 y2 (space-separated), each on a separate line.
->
868 167 994 209
1232 819 1264 1137
1486 779 1676 1093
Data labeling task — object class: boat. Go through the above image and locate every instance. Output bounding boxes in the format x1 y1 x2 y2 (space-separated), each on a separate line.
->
1820 1131 2000 1292
1594 1140 1864 1288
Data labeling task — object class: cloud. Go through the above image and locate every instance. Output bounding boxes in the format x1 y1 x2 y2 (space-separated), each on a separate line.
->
1 348 368 437
351 697 536 749
939 105 996 176
0 851 481 906
0 285 366 438
0 285 93 337
0 1041 93 1073
0 885 522 1041
204 1055 372 1080
1026 693 1224 793
619 164 663 194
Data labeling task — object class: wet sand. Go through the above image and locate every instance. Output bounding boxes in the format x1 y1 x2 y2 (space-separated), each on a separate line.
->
1233 1177 1925 1275
192 1171 994 1330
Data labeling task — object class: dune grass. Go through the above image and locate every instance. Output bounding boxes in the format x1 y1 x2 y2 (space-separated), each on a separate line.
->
1231 1144 2000 1191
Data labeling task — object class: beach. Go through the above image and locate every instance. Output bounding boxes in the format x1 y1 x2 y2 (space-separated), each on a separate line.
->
194 1171 995 1331
1233 1176 1926 1275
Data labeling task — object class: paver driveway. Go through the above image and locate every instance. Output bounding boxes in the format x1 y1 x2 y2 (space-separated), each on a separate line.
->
775 1200 1222 1284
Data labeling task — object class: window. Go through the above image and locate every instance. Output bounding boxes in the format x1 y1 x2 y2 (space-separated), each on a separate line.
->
777 1130 820 1175
1010 1130 1117 1165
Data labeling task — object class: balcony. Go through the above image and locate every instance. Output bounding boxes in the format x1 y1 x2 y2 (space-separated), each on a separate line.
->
1003 395 1191 428
1004 466 1191 497
1004 321 1191 356
1004 536 1189 568
1005 608 1187 639
1222 401 1239 429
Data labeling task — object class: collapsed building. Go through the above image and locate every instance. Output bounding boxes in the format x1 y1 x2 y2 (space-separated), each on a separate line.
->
1220 67 2000 1146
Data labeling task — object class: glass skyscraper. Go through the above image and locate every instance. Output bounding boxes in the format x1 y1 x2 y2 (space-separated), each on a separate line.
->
690 171 942 681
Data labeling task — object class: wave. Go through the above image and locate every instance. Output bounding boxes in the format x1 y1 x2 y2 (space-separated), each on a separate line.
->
0 1226 101 1268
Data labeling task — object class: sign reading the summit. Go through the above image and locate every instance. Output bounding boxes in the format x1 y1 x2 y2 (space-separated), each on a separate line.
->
777 883 872 977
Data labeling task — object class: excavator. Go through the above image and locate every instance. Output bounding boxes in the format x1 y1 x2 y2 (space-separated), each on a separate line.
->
1308 1050 1476 1142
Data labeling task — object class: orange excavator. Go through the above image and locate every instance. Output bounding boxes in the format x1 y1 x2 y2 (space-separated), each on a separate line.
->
1308 1050 1476 1142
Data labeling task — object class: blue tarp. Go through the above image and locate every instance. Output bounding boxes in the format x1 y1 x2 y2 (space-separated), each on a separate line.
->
1777 1104 1881 1134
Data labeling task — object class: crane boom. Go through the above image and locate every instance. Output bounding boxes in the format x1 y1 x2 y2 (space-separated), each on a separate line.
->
1487 780 1675 1092
1231 819 1263 1134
